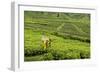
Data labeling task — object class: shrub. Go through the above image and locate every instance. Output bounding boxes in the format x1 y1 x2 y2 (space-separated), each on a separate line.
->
65 52 80 59
52 32 58 36
80 50 90 59
48 49 81 60
24 49 33 56
43 53 54 60
25 47 90 60
50 49 66 60
52 32 90 43
24 47 49 56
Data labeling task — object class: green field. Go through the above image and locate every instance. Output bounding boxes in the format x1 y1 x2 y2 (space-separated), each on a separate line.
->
24 11 90 61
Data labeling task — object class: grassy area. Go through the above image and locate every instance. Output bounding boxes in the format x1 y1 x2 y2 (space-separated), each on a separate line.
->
24 11 90 61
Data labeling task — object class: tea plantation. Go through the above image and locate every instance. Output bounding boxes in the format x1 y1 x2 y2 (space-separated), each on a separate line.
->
24 11 90 61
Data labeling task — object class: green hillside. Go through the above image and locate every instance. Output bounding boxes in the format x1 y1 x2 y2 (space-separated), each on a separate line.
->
24 11 90 61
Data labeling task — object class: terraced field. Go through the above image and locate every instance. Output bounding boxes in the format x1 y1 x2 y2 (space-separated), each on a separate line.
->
24 11 90 61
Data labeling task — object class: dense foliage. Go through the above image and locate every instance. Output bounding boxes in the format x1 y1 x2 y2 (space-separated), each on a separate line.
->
24 11 90 61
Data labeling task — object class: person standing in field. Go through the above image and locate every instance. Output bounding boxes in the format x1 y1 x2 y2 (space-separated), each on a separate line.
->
41 34 51 49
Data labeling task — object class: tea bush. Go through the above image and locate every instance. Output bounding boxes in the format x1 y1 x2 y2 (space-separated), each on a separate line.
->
43 53 54 60
65 52 80 59
25 47 90 60
50 50 65 60
80 50 90 59
24 48 48 56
